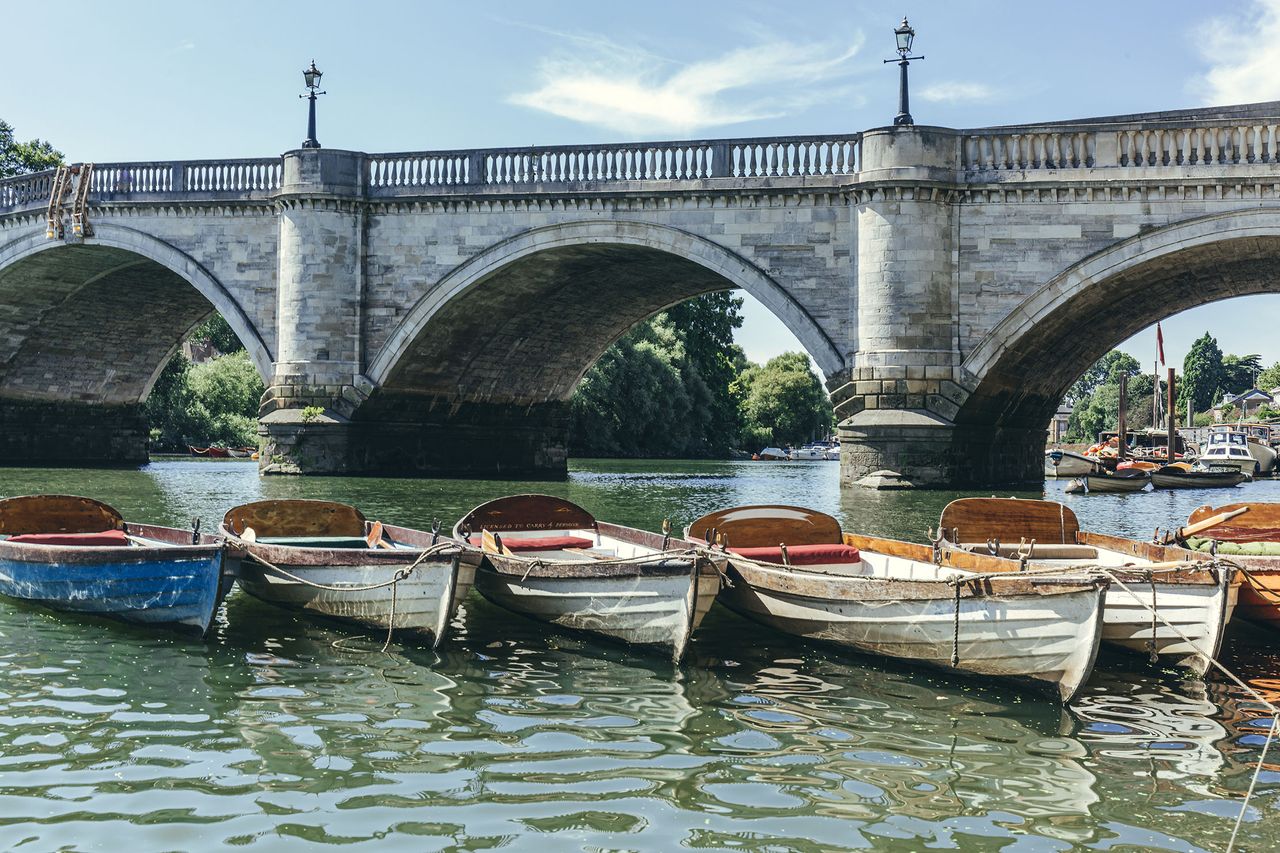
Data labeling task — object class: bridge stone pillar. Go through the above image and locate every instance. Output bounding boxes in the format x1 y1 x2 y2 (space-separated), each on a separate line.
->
837 127 1043 487
258 148 368 474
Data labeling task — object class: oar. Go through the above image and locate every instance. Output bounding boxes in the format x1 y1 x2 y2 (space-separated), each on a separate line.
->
481 528 514 556
240 526 257 544
1174 506 1250 543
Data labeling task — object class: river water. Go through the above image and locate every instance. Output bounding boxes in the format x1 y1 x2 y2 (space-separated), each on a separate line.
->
1 460 1278 851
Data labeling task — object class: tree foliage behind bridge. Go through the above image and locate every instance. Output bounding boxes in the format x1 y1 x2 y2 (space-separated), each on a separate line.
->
568 292 833 457
0 119 62 178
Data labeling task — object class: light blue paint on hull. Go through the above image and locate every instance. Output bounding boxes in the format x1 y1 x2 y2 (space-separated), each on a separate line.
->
0 552 225 635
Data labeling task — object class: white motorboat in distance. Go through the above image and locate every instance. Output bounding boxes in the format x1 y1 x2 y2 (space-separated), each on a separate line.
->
686 505 1108 702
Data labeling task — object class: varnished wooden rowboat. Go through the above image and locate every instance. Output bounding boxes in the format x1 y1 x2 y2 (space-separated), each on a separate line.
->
221 500 477 647
1180 502 1280 630
453 495 721 661
685 505 1108 702
0 494 229 636
938 498 1237 675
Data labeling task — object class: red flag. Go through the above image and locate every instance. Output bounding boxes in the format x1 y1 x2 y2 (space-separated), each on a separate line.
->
1156 322 1165 366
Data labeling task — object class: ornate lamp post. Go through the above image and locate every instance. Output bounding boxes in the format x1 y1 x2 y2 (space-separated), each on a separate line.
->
300 60 325 149
883 18 923 126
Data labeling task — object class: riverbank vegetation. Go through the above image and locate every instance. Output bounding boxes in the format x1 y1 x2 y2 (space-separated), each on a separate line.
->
1065 335 1280 441
568 293 833 458
146 318 264 451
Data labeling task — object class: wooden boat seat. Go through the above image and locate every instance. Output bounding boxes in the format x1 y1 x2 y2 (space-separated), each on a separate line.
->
957 542 1099 560
4 530 130 547
0 494 124 535
258 535 372 549
688 505 844 548
940 498 1080 546
224 500 366 538
729 543 861 565
468 534 595 552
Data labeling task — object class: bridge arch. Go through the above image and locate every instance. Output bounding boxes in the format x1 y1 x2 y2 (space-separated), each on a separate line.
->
0 223 273 403
367 219 844 395
958 208 1280 430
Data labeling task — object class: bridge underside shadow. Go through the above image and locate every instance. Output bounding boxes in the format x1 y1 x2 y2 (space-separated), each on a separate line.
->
0 243 229 466
952 235 1280 484
310 243 793 478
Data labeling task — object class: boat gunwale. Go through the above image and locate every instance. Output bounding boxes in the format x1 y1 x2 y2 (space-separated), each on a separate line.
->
220 522 472 569
466 520 716 579
0 522 223 565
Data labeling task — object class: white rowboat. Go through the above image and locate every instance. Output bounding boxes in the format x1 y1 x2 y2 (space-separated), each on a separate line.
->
687 505 1107 702
222 500 477 648
454 495 720 661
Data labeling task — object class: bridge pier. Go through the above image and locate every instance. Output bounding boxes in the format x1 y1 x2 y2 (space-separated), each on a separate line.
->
0 399 148 467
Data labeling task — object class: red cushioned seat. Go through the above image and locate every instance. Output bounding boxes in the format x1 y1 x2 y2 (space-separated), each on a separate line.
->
6 529 129 547
468 534 595 552
729 543 860 565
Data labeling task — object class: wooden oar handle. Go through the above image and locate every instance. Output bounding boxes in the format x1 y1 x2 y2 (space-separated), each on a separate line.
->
1177 506 1251 541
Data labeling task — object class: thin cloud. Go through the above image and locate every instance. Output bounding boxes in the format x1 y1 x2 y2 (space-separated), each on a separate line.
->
918 81 996 103
1198 0 1280 104
508 30 865 135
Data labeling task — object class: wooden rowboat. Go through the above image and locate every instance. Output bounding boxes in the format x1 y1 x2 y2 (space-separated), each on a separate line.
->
1180 502 1280 630
221 500 477 647
1150 465 1247 489
685 505 1108 702
189 446 231 458
0 494 229 636
452 495 721 661
938 498 1237 675
1045 449 1100 478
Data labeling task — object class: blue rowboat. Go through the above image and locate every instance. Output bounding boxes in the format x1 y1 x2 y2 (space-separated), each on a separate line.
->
0 495 229 636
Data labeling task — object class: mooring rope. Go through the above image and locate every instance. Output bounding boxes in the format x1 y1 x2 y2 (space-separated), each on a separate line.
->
1096 566 1279 853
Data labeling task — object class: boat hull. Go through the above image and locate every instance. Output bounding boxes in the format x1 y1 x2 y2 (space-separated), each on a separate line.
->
1072 472 1150 493
719 557 1106 702
0 523 226 635
228 531 477 647
1150 470 1247 489
474 552 720 661
1045 450 1098 478
1097 571 1236 675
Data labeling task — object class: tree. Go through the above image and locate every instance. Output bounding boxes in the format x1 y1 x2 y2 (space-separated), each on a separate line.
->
0 119 62 177
1062 350 1156 441
1258 361 1280 392
1221 353 1263 396
733 352 833 447
145 350 264 450
568 292 746 458
1066 350 1141 404
1180 333 1225 414
187 314 244 354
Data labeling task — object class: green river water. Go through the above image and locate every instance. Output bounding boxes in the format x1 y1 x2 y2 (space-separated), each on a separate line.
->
1 459 1278 851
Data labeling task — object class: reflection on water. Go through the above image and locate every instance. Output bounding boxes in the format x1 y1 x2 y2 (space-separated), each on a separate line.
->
0 460 1278 849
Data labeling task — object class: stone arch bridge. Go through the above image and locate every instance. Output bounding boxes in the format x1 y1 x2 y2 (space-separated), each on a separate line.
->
2 101 1280 487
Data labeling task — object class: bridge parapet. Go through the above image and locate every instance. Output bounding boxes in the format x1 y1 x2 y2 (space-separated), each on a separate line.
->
365 133 861 195
962 113 1280 175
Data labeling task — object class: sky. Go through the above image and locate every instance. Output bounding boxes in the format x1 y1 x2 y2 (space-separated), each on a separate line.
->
4 0 1280 378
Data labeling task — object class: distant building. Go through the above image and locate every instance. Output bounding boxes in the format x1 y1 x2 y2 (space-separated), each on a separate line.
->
1050 403 1073 443
1213 388 1274 421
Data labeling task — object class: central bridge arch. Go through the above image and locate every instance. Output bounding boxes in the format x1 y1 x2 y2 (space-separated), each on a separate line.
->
353 220 845 476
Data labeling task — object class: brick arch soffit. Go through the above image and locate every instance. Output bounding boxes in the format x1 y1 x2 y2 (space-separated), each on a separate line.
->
962 207 1280 387
0 223 274 397
365 220 846 387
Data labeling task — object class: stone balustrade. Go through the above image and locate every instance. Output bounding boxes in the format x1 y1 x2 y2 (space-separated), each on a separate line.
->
3 106 1278 215
364 134 861 193
963 111 1280 173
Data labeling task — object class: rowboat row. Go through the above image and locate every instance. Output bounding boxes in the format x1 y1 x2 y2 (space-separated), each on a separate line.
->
4 492 1280 704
